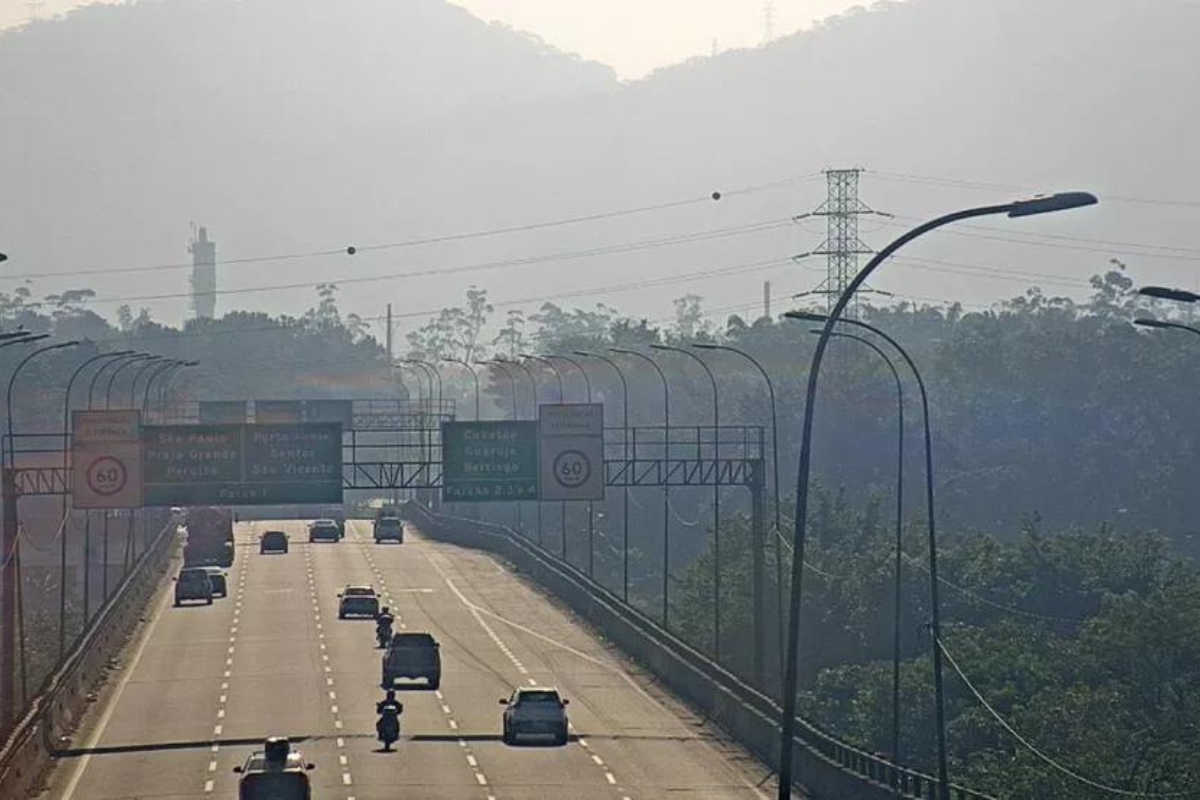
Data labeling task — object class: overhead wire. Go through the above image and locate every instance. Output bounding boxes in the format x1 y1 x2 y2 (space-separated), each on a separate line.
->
938 636 1200 797
0 171 823 281
53 218 795 308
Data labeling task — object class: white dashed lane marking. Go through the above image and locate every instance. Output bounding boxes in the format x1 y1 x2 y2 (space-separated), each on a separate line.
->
305 545 356 799
351 526 495 790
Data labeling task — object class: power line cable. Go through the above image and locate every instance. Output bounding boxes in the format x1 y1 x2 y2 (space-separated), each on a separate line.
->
938 636 1200 797
0 172 823 281
59 219 794 308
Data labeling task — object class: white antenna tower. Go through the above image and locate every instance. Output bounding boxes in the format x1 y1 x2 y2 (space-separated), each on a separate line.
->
763 1 777 44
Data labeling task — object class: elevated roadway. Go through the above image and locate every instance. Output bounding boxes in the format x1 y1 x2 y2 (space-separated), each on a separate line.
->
39 519 777 799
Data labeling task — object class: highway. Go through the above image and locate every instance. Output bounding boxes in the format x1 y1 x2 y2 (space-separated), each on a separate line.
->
40 518 776 799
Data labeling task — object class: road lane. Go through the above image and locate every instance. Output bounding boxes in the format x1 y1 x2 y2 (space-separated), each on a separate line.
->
39 517 774 800
47 533 242 800
349 519 775 799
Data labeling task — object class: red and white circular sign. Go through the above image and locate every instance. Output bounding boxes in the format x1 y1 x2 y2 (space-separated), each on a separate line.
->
86 455 128 497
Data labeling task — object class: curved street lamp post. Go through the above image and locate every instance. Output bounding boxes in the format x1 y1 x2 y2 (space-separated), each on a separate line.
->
547 354 596 576
652 344 723 663
775 191 1097 800
575 351 631 599
811 327 907 774
482 360 524 533
441 358 481 420
694 342 783 688
524 355 569 561
610 348 672 628
2 339 79 721
504 358 543 548
58 350 134 660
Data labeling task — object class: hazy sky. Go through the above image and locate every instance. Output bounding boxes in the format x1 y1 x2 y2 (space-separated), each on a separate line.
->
0 0 869 78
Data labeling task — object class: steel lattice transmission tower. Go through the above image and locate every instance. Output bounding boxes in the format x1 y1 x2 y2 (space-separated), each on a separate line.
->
794 168 888 316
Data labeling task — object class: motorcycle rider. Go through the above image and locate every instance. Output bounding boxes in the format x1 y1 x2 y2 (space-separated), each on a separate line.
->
375 606 395 647
376 689 403 750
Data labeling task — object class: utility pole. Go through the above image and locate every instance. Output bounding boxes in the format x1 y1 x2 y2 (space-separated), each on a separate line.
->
763 1 776 44
794 169 889 318
763 281 772 320
386 303 394 362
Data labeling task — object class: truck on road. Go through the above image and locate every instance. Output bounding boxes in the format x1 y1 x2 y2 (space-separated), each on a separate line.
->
183 506 235 568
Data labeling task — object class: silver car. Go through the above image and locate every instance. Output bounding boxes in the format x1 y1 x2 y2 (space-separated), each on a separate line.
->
501 686 569 745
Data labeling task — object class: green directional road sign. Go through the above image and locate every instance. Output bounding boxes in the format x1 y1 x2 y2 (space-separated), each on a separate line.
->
441 421 538 502
142 423 343 506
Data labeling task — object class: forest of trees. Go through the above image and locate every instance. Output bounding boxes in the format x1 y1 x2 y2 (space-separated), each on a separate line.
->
3 264 1199 797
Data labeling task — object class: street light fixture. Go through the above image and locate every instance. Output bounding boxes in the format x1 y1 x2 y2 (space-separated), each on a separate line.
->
777 191 1098 800
575 351 631 599
694 341 781 689
808 327 907 775
2 338 78 723
58 349 134 660
441 358 481 420
652 343 723 664
610 347 672 628
546 354 596 577
1137 286 1200 304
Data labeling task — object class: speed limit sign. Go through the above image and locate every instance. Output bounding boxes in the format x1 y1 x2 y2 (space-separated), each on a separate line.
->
539 404 604 501
553 449 592 489
86 456 128 496
72 441 142 508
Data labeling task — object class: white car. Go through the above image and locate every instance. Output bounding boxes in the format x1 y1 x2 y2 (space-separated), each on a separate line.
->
500 686 569 745
337 585 379 619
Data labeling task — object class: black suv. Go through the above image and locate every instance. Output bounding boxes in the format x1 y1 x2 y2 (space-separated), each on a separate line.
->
260 530 289 554
307 519 340 543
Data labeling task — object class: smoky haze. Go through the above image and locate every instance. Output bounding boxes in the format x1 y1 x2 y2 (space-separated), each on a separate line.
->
0 0 1196 331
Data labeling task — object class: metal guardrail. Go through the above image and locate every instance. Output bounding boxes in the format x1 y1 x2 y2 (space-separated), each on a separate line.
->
406 501 994 800
0 511 178 795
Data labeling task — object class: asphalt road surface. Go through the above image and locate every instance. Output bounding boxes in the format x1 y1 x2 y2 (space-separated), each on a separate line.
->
40 519 777 799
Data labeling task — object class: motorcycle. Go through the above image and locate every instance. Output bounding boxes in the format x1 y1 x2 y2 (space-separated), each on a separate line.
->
376 705 401 751
375 618 393 649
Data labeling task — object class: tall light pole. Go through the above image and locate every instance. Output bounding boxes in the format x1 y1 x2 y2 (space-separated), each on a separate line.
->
610 347 672 628
103 355 161 594
524 354 569 560
775 191 1097 800
576 351 630 598
483 360 524 533
59 349 134 660
811 327 907 775
2 338 78 728
652 344 723 662
548 354 595 576
145 360 199 418
81 352 149 623
505 358 543 548
441 358 481 420
694 342 782 686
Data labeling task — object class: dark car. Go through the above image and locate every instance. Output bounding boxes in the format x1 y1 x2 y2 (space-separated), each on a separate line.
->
174 567 214 606
260 530 289 554
382 631 441 689
373 516 403 543
319 506 346 538
200 566 228 597
308 519 340 543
